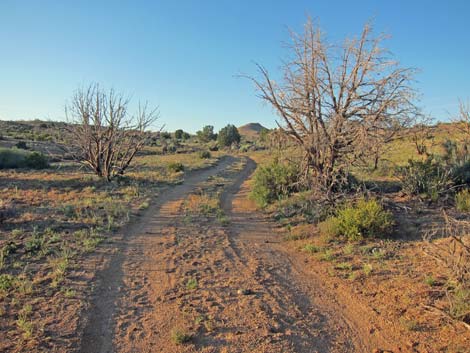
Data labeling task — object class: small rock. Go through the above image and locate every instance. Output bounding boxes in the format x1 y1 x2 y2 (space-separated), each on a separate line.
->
237 288 254 295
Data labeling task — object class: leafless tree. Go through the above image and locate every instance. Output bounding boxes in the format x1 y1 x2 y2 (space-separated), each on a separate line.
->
65 84 159 181
248 18 417 199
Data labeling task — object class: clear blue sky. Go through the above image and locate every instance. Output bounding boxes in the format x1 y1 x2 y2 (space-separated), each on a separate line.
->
0 0 469 132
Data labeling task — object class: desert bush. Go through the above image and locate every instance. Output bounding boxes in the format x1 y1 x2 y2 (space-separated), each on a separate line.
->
198 151 211 159
319 198 394 241
196 125 216 142
217 124 240 147
0 148 27 168
24 151 49 169
168 162 184 173
250 158 300 208
397 157 453 201
452 161 470 186
0 148 48 169
15 141 28 149
273 191 333 224
167 144 177 153
174 129 184 139
456 189 470 212
160 131 172 139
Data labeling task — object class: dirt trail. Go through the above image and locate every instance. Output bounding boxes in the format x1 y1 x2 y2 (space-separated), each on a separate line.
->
79 156 372 352
79 156 237 353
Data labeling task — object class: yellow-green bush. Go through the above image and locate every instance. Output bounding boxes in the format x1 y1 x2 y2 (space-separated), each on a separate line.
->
250 158 300 208
318 198 394 241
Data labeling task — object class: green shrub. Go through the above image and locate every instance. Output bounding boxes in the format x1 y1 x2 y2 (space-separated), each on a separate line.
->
397 157 453 201
168 162 184 173
303 244 321 254
250 158 300 208
15 141 28 149
456 189 470 212
25 236 43 255
24 152 49 169
319 199 394 241
217 124 240 147
0 148 49 169
198 151 211 159
452 161 470 186
0 274 15 291
0 148 27 168
174 129 184 139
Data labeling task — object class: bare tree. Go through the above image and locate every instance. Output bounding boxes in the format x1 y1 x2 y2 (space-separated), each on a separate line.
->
66 84 159 181
248 18 416 199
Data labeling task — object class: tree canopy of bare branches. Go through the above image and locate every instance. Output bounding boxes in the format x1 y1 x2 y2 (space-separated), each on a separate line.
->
66 84 159 181
248 18 417 198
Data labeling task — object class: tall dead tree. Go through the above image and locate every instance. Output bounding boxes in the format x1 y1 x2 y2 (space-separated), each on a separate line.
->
66 84 159 181
248 18 416 198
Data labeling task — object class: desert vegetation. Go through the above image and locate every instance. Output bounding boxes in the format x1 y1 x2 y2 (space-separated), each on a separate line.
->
1 10 469 353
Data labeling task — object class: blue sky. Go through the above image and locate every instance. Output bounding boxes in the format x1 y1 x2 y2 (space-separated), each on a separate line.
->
0 0 469 132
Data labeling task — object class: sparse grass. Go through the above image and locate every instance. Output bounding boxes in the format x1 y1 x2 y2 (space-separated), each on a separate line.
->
171 328 192 345
303 244 321 254
319 249 335 262
184 193 219 216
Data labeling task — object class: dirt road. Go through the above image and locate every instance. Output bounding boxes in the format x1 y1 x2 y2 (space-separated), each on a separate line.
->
78 156 370 353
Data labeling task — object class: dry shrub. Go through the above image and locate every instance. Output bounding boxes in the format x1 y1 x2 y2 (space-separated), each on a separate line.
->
423 213 470 283
184 193 219 215
423 212 470 324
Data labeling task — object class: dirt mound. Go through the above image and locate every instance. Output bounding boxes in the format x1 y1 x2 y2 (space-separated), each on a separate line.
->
238 123 267 138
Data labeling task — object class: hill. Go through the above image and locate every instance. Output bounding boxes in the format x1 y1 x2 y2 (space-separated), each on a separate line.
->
238 123 268 139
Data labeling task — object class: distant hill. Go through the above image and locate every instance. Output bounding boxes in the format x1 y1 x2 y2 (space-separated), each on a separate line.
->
238 123 268 139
